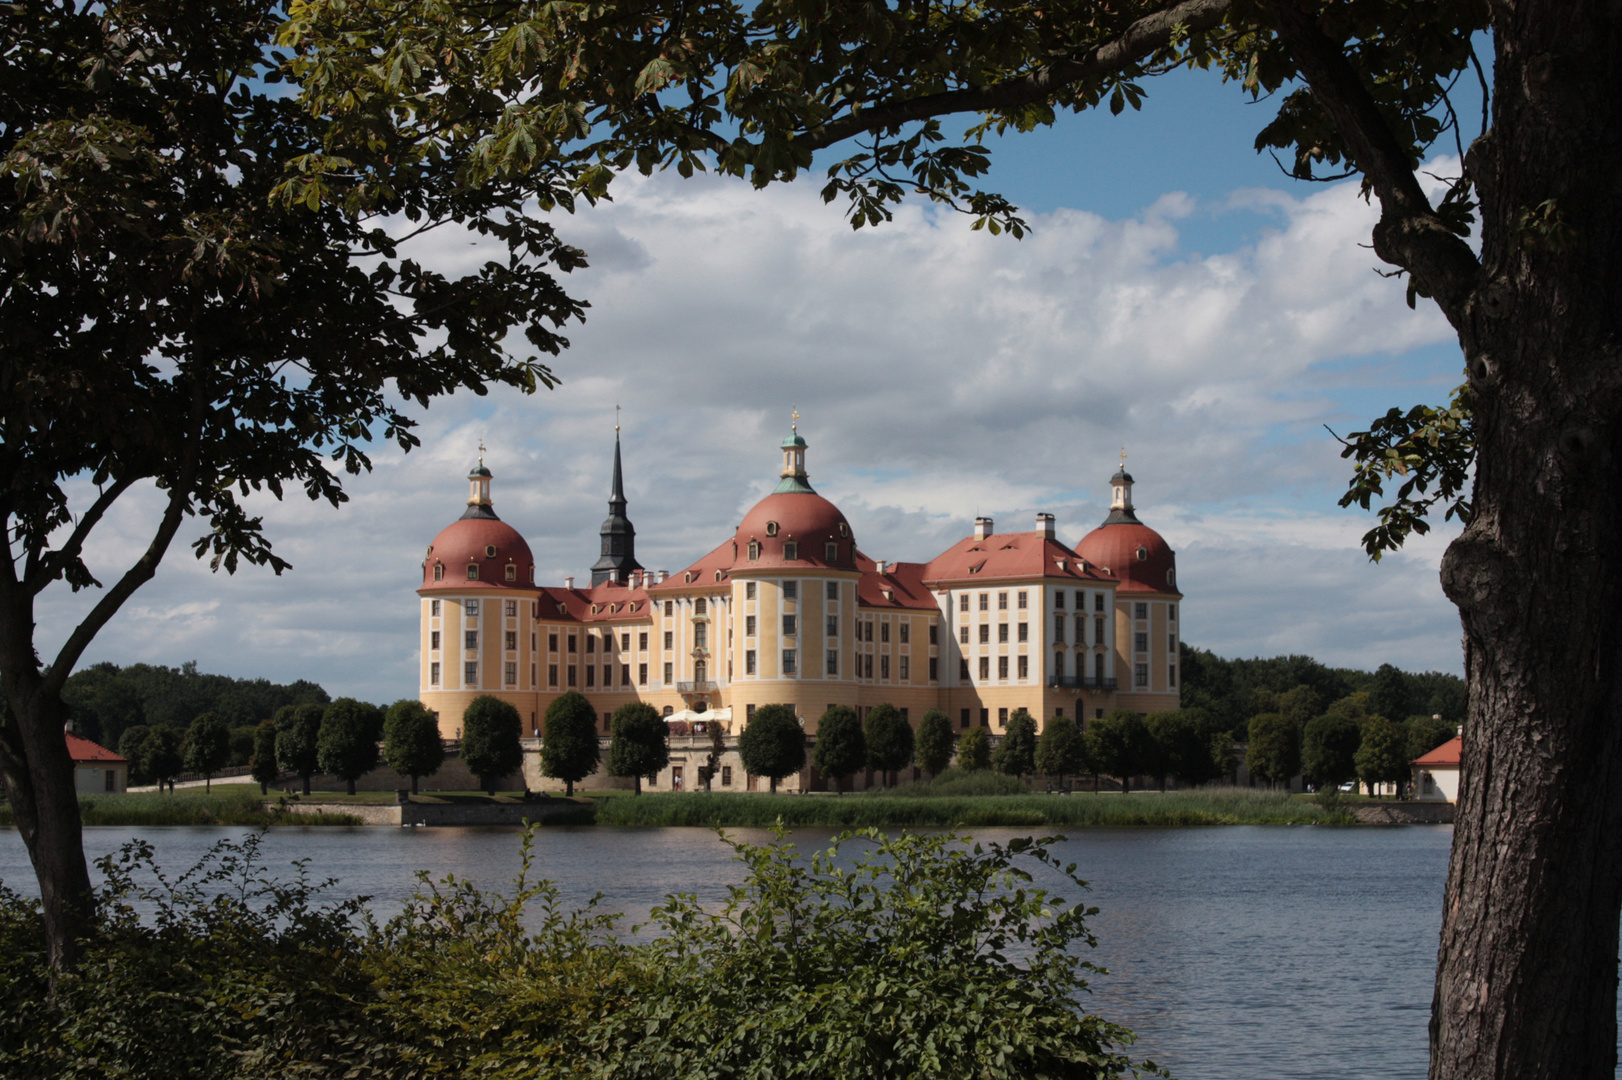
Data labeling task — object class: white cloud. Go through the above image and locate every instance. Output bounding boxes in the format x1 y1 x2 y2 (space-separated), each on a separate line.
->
33 165 1469 703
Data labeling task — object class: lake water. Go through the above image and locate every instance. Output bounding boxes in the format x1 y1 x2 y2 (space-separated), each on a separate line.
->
0 823 1503 1079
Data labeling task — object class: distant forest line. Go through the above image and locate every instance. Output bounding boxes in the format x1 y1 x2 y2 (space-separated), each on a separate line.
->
60 647 1466 751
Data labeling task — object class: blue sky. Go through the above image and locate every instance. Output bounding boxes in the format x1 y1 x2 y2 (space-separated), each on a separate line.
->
36 65 1474 704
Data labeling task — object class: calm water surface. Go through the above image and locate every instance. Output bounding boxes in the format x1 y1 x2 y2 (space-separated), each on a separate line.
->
0 824 1463 1079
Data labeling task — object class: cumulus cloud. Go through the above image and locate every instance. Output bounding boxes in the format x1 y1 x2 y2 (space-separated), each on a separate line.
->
33 166 1469 703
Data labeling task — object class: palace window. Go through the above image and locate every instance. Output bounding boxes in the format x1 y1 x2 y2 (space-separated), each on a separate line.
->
746 650 757 675
604 665 612 686
1135 663 1149 687
959 625 969 645
1135 632 1148 653
665 600 674 616
465 631 478 650
505 600 517 617
431 631 440 651
466 600 479 616
1053 615 1065 643
1017 591 1027 609
1054 590 1065 609
431 600 441 617
783 580 798 599
1017 655 1028 679
467 564 479 580
1096 593 1106 612
465 662 478 685
748 541 760 560
765 521 779 537
998 623 1009 644
1169 604 1177 621
784 542 798 560
1077 614 1086 642
978 593 988 611
1135 602 1148 619
1170 633 1177 652
639 663 648 685
505 631 517 650
899 656 909 680
746 615 757 637
548 633 558 651
825 542 838 561
1017 622 1028 643
567 665 577 686
694 624 708 648
782 615 797 637
880 656 890 679
622 633 631 650
928 658 938 681
548 664 558 687
504 662 517 686
899 623 909 644
721 766 733 787
1096 616 1105 643
695 597 707 615
664 631 673 649
827 650 838 675
664 662 673 682
979 657 990 680
960 659 970 680
978 624 990 644
864 655 873 678
1169 665 1177 686
960 708 970 729
998 708 1008 727
998 656 1009 680
959 594 969 612
864 622 874 642
826 615 838 636
746 582 757 599
929 624 938 645
1055 651 1065 675
567 634 576 652
880 622 890 643
433 565 444 581
430 663 440 685
782 649 797 674
998 592 1008 610
505 565 517 581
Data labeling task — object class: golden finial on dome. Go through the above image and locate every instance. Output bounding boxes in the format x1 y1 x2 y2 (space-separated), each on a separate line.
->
615 403 621 433
478 438 487 465
1119 446 1127 468
791 407 799 432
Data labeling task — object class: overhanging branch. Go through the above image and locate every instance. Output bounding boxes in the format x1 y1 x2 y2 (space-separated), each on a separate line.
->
799 0 1234 151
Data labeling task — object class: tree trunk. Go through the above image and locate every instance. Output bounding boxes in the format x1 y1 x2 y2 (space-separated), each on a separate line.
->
634 775 641 795
0 693 94 971
205 775 211 792
301 773 310 795
566 778 574 797
346 778 356 796
1428 9 1622 1076
410 774 418 794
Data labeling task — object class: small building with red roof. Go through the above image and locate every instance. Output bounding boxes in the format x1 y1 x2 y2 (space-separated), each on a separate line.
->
66 732 128 794
416 424 1186 791
1413 735 1462 802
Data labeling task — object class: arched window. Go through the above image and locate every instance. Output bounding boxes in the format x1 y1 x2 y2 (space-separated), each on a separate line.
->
662 706 674 717
825 541 838 561
748 540 760 560
783 542 798 560
433 564 444 581
505 564 517 581
466 563 479 580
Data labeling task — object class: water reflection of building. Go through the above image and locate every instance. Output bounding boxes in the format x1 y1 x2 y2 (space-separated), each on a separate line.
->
417 424 1182 791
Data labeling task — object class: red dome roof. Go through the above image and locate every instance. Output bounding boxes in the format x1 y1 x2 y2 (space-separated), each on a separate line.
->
422 517 536 591
1074 522 1179 595
732 492 858 570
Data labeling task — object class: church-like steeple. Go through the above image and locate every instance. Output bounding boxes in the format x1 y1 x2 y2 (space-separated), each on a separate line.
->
772 410 816 494
590 427 645 585
1102 448 1141 525
460 445 500 520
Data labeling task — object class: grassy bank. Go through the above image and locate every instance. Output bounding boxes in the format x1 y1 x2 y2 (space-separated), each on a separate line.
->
0 788 363 828
591 786 1355 828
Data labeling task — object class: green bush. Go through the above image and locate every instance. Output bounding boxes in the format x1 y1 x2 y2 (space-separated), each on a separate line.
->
0 828 1163 1079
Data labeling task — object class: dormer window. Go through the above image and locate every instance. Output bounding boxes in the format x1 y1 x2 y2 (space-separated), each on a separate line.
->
485 545 497 558
467 564 479 580
433 564 444 581
783 541 798 560
765 521 779 537
748 540 760 560
505 564 517 581
838 522 848 537
825 541 838 560
529 565 535 583
1136 545 1149 562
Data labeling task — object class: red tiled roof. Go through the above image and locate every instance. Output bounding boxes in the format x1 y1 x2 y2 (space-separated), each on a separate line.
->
1413 735 1461 767
854 555 939 610
66 733 125 764
1074 521 1179 595
922 531 1117 586
536 580 656 623
649 539 736 592
420 517 536 593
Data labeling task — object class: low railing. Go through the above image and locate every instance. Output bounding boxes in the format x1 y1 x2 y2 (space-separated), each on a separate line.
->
676 680 719 693
1046 676 1118 690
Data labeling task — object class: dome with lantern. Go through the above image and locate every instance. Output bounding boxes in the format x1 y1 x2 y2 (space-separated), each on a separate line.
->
730 422 858 570
1074 464 1179 595
421 456 536 591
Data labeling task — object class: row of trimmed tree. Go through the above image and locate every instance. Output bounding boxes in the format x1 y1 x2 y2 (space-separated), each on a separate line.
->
1246 706 1456 796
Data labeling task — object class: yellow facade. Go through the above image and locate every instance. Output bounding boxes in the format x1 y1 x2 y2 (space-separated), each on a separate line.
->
418 432 1184 779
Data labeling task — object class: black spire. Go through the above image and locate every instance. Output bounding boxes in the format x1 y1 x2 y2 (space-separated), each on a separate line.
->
590 430 644 585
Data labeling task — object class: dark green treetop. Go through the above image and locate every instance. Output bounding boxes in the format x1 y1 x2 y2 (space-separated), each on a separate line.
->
1246 713 1301 789
956 726 992 772
541 690 601 797
913 710 955 777
1302 714 1362 791
739 704 806 794
461 696 524 797
249 718 280 792
274 703 325 795
812 706 865 793
862 704 914 788
181 712 232 792
1034 714 1088 784
317 698 384 796
383 699 446 794
992 710 1037 779
607 702 668 796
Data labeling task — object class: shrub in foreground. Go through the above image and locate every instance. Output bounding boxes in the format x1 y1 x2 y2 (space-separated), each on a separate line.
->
0 829 1160 1079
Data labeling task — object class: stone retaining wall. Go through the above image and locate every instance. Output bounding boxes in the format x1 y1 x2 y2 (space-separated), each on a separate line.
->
1352 801 1455 825
273 798 588 827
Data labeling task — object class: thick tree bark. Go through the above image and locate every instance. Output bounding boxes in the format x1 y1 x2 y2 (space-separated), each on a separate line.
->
0 691 94 971
1427 5 1622 1077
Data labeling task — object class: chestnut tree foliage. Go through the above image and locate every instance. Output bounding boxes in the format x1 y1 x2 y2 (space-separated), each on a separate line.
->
1 0 587 968
275 2 1622 1076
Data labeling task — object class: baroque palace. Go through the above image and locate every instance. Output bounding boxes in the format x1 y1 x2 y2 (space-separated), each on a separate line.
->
418 424 1182 790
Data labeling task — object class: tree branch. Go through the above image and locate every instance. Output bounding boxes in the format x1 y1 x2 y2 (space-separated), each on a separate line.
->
1261 0 1480 326
24 474 140 596
798 0 1234 151
42 383 207 698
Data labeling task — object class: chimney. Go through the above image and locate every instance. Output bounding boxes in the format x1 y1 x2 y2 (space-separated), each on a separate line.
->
973 516 993 541
564 576 574 590
657 569 668 583
1036 512 1055 539
875 560 888 574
